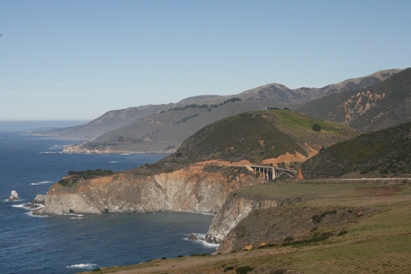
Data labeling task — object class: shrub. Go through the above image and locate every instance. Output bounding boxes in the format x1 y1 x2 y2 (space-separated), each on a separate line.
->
58 169 114 187
224 266 235 272
312 123 321 131
236 266 254 274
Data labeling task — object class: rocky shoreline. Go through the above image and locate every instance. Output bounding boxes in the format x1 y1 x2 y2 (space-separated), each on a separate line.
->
62 143 177 155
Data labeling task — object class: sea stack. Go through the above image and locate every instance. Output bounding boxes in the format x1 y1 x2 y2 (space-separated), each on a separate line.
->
8 190 19 201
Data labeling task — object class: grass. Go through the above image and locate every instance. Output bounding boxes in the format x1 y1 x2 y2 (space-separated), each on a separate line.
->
159 109 357 167
288 233 411 274
270 109 355 138
84 180 411 273
58 169 114 187
237 180 367 200
302 121 411 178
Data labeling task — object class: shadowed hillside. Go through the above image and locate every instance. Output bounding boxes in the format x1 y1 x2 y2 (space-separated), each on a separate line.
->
65 100 279 153
298 67 411 132
301 121 411 179
37 104 173 140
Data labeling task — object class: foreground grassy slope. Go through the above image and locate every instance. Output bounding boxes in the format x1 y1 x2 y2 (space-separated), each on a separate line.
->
87 179 411 274
160 109 356 166
301 121 411 179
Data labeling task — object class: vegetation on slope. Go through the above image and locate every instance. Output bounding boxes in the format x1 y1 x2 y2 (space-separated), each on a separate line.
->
73 100 277 153
298 67 411 132
160 109 356 166
58 169 114 187
88 179 411 274
301 121 411 179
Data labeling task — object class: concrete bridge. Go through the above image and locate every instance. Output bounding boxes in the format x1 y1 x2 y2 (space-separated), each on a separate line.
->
249 165 297 180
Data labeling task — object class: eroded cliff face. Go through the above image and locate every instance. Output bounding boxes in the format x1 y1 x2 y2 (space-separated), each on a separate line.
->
43 165 260 215
205 192 282 244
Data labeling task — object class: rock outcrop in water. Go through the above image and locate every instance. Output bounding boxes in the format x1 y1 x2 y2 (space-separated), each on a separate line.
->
8 190 19 201
42 165 261 215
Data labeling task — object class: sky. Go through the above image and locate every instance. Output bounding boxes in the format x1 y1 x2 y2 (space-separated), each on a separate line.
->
1 0 410 121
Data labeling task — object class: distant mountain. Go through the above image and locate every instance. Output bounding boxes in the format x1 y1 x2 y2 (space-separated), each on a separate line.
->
179 69 401 105
301 121 411 179
40 104 173 140
43 69 399 151
298 68 410 132
64 100 280 153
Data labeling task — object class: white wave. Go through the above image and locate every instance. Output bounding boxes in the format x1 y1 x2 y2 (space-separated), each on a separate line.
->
25 211 48 218
31 180 54 186
199 212 216 216
12 203 43 210
109 161 120 164
39 151 60 154
199 240 220 248
12 202 46 218
184 233 220 248
11 204 26 208
49 145 63 150
7 198 23 203
66 263 97 269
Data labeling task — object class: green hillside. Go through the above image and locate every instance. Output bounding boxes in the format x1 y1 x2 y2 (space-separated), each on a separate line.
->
301 121 411 178
159 109 356 166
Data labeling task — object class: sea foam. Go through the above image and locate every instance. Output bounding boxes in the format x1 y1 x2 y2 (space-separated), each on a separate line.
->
31 180 54 186
66 263 97 269
184 233 220 248
11 204 26 208
109 161 120 164
25 211 48 218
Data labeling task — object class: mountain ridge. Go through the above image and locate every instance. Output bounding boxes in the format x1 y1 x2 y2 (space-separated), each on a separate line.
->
298 67 411 132
38 69 400 147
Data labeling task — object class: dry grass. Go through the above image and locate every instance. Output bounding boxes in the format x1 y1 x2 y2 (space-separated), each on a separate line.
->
85 180 411 274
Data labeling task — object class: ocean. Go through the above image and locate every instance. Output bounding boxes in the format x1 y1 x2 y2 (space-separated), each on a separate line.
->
0 130 216 274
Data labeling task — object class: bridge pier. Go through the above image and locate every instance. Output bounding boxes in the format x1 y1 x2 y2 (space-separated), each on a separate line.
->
250 165 297 180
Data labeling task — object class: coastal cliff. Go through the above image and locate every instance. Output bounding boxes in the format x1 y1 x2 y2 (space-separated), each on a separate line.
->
43 165 260 215
44 110 356 216
205 192 280 244
205 187 305 244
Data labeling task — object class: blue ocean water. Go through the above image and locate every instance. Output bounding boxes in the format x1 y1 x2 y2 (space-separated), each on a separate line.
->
0 131 216 274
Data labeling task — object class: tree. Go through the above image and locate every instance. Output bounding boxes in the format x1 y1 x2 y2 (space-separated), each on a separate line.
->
312 124 321 132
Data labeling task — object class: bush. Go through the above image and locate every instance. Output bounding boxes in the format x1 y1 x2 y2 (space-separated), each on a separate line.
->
58 169 114 187
312 123 321 131
236 266 254 274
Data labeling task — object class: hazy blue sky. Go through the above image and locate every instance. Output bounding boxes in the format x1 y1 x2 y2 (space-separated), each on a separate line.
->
1 0 410 120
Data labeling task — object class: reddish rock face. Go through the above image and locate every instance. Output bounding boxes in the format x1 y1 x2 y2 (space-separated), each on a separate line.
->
43 165 262 215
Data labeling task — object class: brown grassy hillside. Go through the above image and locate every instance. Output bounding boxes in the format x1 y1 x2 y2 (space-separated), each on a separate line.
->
298 67 411 133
